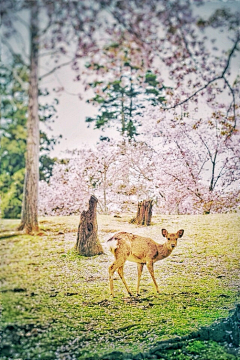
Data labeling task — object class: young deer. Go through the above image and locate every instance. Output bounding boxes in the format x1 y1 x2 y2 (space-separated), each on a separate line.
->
107 229 184 297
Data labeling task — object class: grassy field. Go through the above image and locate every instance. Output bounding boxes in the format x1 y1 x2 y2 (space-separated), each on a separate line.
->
0 213 239 359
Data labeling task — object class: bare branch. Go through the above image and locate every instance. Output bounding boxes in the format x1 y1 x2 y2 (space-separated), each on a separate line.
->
184 131 209 176
212 159 228 190
174 140 197 184
39 14 53 36
50 69 83 97
223 75 236 128
164 34 240 115
198 133 214 163
39 50 60 58
221 32 240 78
165 75 223 110
176 17 200 73
162 169 203 201
39 59 74 81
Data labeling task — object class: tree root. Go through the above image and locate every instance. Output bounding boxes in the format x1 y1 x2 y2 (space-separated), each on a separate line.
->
0 231 24 239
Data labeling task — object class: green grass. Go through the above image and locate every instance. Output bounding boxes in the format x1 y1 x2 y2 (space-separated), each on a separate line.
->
0 213 239 359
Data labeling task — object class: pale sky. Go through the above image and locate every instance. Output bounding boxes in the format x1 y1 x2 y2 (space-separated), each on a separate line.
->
41 67 106 156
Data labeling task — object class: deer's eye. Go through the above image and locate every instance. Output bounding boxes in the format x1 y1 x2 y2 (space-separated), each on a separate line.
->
168 238 170 240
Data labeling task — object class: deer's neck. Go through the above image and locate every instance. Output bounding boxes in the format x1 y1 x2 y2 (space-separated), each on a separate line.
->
157 242 173 260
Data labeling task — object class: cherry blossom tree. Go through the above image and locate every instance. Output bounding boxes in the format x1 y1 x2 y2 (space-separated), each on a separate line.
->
108 1 239 130
78 1 240 138
3 0 240 226
81 1 240 215
139 105 240 214
39 125 240 216
72 141 122 214
39 140 130 216
39 159 90 216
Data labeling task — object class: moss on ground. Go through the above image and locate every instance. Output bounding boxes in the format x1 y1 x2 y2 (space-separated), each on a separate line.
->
0 213 239 359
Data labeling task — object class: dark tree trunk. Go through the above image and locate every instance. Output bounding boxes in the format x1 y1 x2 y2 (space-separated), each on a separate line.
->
18 2 39 233
135 200 153 226
76 195 103 256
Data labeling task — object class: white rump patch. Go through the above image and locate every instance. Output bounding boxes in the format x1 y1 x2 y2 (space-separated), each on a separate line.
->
107 238 119 253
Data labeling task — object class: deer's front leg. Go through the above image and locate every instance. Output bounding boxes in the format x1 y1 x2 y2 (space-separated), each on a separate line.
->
146 260 160 293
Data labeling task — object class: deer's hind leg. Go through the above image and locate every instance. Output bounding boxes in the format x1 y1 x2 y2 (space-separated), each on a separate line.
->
118 265 132 296
137 263 144 295
109 258 128 297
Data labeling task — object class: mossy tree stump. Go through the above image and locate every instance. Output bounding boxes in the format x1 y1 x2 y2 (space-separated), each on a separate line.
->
76 195 103 256
135 200 153 226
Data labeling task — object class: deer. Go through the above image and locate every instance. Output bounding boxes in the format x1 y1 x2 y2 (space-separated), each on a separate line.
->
107 229 184 297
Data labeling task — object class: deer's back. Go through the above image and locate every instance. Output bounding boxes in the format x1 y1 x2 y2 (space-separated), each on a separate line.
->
108 232 159 263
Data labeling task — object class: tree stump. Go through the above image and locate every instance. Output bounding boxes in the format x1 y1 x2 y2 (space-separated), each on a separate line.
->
135 200 153 226
76 195 103 256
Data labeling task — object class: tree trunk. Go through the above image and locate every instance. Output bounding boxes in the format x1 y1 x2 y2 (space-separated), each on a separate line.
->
135 200 153 226
76 195 103 256
18 2 39 233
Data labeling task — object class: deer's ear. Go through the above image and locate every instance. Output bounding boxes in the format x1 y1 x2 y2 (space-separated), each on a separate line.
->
177 229 184 238
162 229 168 237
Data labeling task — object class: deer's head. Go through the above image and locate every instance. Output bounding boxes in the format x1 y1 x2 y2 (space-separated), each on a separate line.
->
162 229 184 251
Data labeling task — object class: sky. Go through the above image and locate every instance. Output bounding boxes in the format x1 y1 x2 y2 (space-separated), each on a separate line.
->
41 67 105 156
4 0 240 158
